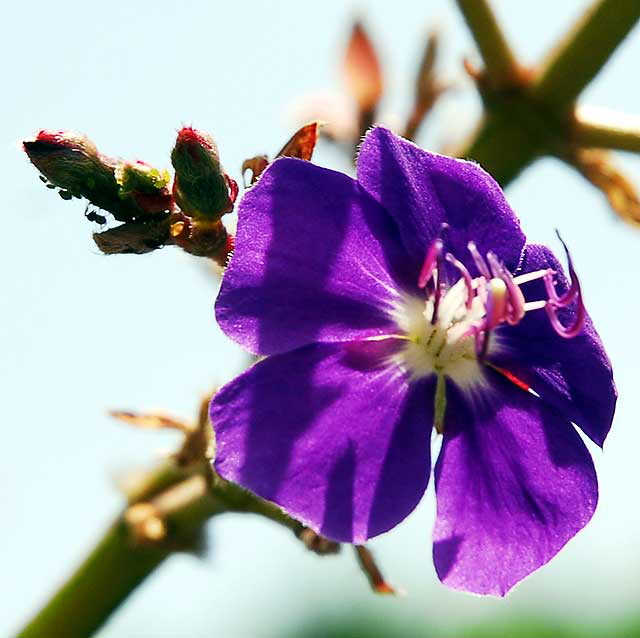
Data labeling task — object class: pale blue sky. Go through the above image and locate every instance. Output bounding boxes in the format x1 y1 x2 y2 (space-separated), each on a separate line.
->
2 1 640 636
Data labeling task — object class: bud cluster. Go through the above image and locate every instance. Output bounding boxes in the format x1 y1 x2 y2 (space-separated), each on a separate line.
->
23 127 239 264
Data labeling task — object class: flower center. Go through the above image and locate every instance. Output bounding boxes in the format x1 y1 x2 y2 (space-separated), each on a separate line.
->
392 280 486 386
389 233 585 391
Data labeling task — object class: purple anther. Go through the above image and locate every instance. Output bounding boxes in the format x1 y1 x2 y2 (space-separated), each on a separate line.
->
543 236 583 309
418 238 443 289
467 241 491 279
543 270 562 304
541 233 586 338
544 271 579 307
445 252 474 309
554 231 582 307
546 299 586 338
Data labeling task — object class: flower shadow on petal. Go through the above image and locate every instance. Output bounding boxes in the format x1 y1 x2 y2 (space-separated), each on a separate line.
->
238 347 345 501
492 244 616 447
212 341 433 543
357 128 525 278
220 159 418 356
432 535 462 580
321 441 356 539
366 377 434 539
433 375 597 595
238 170 358 496
256 162 352 354
237 165 413 498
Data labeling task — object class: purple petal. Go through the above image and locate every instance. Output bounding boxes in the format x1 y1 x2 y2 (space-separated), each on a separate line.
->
433 373 597 596
491 244 616 447
217 158 416 355
356 127 525 277
211 342 433 543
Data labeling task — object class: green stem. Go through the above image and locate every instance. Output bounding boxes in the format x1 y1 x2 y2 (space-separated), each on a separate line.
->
456 0 519 87
19 523 168 638
456 0 640 186
456 100 557 186
573 116 640 153
18 487 224 638
534 0 640 108
16 462 307 638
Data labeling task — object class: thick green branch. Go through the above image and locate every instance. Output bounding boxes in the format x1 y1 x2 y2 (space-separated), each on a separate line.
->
456 0 519 87
19 522 168 638
457 113 541 186
18 479 224 638
573 115 640 153
456 0 640 186
534 0 640 108
16 463 305 638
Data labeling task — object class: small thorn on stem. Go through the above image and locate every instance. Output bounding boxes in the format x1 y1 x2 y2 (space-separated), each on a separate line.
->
354 545 396 595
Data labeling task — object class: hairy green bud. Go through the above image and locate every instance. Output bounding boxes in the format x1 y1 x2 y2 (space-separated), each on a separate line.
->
171 127 237 219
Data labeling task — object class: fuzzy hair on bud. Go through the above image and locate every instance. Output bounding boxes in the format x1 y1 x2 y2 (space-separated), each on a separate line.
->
171 127 236 220
115 161 173 215
23 130 169 222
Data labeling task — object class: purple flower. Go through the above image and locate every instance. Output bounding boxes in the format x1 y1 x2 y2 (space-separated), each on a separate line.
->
210 127 616 595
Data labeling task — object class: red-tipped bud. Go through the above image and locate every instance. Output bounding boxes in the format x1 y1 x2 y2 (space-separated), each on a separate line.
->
343 22 383 112
24 130 117 203
23 130 168 222
171 127 236 220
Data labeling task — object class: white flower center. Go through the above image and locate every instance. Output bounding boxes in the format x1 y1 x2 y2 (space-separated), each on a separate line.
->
390 278 489 389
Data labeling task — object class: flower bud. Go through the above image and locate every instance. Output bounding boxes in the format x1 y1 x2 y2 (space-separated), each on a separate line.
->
23 130 149 222
171 127 237 220
92 218 172 255
115 160 173 214
343 22 383 113
24 130 116 199
169 212 230 264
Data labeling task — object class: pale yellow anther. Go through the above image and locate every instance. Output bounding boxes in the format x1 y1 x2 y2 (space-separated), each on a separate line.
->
485 278 508 329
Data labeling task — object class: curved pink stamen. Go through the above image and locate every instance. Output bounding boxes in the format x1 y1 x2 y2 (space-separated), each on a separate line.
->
544 272 580 309
556 232 582 307
445 253 474 309
468 241 491 279
546 300 585 338
486 251 502 279
543 233 586 337
418 238 443 289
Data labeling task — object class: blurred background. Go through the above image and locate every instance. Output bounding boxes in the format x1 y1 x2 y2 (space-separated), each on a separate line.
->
2 1 640 636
